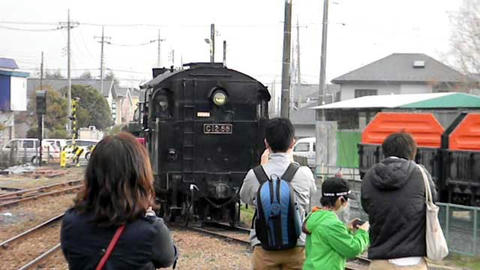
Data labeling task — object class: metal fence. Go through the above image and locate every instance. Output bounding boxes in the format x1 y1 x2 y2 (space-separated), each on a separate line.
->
343 179 480 256
437 203 480 256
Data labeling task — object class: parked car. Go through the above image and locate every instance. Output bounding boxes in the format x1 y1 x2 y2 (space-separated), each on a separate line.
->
44 139 67 151
293 137 316 168
65 139 99 160
65 139 99 149
1 138 57 164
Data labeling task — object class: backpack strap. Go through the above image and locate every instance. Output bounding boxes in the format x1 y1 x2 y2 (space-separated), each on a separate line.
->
281 163 300 182
253 165 269 184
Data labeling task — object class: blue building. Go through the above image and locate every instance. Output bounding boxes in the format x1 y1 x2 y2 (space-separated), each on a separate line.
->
0 58 29 145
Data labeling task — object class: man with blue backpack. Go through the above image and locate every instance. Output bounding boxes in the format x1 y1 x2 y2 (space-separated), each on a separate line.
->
240 118 317 270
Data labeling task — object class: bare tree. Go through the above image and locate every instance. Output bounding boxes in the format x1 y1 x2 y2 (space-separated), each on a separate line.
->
79 71 92 79
449 0 480 74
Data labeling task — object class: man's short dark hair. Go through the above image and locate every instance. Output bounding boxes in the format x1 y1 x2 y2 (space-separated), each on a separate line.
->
265 117 295 152
320 196 339 207
382 132 417 160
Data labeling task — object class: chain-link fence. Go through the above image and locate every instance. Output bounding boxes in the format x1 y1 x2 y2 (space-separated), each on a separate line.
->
437 203 480 256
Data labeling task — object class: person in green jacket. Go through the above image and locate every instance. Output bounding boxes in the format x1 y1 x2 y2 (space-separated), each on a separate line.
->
303 177 370 270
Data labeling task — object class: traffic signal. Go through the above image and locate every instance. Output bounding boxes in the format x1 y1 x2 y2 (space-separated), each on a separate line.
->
36 90 47 115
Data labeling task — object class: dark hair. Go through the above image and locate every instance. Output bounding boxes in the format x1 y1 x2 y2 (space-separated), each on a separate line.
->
265 117 295 152
320 196 338 207
74 132 155 226
382 132 417 160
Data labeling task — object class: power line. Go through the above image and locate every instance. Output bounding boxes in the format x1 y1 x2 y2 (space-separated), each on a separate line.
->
0 24 61 32
109 40 156 47
0 20 58 25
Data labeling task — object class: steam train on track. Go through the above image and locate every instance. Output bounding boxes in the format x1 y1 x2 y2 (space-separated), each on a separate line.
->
132 63 270 225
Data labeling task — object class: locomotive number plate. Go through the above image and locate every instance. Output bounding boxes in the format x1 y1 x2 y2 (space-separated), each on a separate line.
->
203 124 233 134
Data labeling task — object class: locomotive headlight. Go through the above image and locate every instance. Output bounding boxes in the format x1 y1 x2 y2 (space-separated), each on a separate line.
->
212 91 227 106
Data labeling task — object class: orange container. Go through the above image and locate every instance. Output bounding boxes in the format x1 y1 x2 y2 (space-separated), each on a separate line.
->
449 113 480 151
362 112 444 148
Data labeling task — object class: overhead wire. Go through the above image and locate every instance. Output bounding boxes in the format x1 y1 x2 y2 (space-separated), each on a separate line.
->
108 40 156 47
0 24 61 32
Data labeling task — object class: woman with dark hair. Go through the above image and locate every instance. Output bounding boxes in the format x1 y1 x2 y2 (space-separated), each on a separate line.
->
361 132 437 270
61 132 176 270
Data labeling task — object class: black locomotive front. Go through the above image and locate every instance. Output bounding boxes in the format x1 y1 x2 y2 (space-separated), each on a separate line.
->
141 63 270 224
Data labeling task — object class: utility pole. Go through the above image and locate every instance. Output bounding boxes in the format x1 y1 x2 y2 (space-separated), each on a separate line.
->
280 0 292 118
58 10 79 133
40 51 44 90
95 26 111 98
296 18 301 85
223 40 227 66
210 24 215 63
156 29 165 67
67 11 71 133
171 49 175 67
319 0 329 105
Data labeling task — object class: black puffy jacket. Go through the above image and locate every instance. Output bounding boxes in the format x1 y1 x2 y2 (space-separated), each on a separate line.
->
61 208 177 270
361 157 437 259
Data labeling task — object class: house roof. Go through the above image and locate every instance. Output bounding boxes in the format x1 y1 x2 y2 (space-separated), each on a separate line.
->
332 53 474 84
311 92 480 110
27 78 115 97
0 58 19 70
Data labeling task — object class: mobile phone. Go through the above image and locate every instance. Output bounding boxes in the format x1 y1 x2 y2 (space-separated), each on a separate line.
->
352 219 365 228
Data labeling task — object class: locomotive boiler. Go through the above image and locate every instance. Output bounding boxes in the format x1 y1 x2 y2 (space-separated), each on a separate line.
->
139 63 270 225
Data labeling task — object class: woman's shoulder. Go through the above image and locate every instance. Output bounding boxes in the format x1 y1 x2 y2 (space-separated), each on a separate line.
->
130 215 169 232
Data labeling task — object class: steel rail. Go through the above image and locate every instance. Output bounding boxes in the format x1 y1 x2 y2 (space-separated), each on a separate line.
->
0 213 64 248
0 180 82 201
0 185 81 208
188 226 250 246
18 243 61 270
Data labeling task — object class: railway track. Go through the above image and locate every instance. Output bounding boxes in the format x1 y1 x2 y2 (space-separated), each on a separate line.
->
187 222 251 246
186 221 371 269
0 180 83 208
346 256 371 270
0 213 64 269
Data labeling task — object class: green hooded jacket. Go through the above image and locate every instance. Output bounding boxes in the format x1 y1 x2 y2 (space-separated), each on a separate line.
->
303 210 369 270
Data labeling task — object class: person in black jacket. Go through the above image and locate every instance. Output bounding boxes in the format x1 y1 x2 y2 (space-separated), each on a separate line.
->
61 132 177 270
361 132 437 270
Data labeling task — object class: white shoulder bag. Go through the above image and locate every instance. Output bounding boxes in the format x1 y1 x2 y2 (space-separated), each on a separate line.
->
417 165 449 261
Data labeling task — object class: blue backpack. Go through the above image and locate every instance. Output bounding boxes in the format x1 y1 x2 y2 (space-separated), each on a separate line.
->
253 163 301 250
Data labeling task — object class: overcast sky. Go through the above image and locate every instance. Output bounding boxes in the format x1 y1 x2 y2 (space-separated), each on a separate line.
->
0 0 462 88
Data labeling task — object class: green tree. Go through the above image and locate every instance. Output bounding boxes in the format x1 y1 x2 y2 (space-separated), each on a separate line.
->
79 71 93 79
45 70 65 79
68 84 113 129
105 70 120 86
26 87 69 138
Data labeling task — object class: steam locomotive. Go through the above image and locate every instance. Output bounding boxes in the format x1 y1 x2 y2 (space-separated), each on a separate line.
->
136 63 270 224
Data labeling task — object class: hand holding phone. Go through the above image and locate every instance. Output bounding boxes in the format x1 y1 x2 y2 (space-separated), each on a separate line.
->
351 219 366 229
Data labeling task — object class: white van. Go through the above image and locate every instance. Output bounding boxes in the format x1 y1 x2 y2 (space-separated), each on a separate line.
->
293 137 316 168
1 138 57 163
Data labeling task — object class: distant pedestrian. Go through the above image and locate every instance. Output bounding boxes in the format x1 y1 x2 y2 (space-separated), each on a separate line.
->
61 132 177 270
361 132 437 270
303 177 369 270
240 118 317 270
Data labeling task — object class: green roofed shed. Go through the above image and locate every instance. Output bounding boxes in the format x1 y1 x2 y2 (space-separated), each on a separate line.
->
401 93 480 108
311 92 480 110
